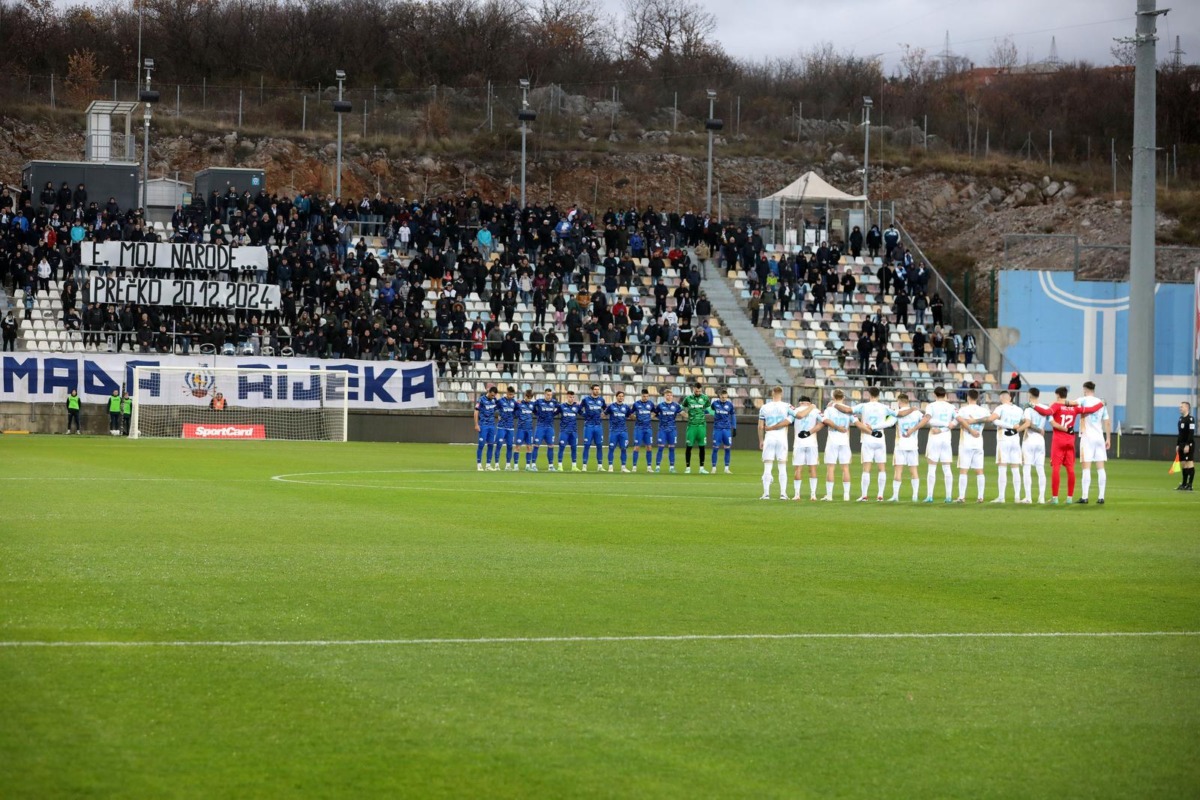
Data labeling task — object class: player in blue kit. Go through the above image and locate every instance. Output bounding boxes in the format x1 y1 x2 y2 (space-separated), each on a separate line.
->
630 388 657 472
515 389 537 471
579 384 607 471
556 390 582 471
654 388 683 473
605 390 632 472
473 385 499 471
532 388 560 471
493 386 520 471
709 388 737 474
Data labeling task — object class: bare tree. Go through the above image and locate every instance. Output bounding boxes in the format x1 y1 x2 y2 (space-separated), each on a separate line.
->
622 0 717 65
1110 41 1136 68
989 36 1018 70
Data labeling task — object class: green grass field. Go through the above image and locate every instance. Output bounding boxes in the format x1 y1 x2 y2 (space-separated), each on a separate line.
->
1 437 1198 798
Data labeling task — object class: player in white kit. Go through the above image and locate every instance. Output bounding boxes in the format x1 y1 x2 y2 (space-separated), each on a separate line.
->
922 386 958 503
977 390 1025 503
1075 380 1110 504
888 393 925 502
954 388 990 503
789 397 824 500
833 386 897 501
1017 386 1049 504
821 389 855 501
758 386 793 500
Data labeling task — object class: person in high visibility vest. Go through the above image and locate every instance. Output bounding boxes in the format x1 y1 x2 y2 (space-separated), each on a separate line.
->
121 391 133 436
210 393 227 411
107 390 122 436
66 389 81 435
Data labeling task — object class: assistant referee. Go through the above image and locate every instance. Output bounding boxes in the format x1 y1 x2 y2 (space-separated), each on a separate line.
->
1177 401 1195 491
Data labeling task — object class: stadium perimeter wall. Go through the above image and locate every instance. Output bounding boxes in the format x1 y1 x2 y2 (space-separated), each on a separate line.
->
0 402 1179 459
998 270 1196 435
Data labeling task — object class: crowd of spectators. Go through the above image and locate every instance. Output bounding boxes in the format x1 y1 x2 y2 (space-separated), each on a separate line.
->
2 179 983 390
729 220 977 382
1 181 746 378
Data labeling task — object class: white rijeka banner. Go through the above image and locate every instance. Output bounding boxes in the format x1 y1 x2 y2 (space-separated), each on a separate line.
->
83 242 269 272
88 273 280 311
0 353 438 409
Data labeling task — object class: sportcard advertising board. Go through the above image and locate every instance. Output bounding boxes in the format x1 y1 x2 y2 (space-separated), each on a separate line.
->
182 424 267 439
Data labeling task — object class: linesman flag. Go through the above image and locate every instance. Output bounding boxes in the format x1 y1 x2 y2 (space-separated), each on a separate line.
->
1169 454 1181 475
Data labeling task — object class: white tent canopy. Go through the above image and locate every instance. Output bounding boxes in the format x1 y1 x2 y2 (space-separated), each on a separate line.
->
757 171 866 220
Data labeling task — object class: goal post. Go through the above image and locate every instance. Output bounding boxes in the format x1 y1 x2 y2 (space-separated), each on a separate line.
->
130 366 349 441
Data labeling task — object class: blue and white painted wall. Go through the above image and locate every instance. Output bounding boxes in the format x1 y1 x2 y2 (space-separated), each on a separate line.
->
999 270 1196 434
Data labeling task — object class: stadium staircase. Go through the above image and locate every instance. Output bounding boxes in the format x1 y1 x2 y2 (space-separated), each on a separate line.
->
694 256 792 391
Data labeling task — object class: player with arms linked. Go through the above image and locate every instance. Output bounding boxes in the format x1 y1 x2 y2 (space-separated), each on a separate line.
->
1033 386 1102 504
580 384 607 472
557 390 582 472
494 386 520 471
709 388 737 474
789 397 823 500
682 382 713 474
758 386 792 500
473 385 499 471
515 389 537 471
630 389 657 472
654 389 683 473
605 391 632 472
532 388 560 471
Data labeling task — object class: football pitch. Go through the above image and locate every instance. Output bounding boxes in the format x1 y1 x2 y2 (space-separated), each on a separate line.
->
1 437 1197 798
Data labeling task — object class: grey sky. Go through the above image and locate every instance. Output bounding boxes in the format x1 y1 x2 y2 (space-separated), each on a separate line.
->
683 0 1197 71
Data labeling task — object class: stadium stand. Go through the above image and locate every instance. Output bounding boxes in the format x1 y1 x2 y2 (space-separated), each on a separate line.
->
0 188 766 408
724 247 999 404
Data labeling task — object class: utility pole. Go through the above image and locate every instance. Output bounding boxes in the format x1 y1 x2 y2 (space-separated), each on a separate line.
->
1125 0 1163 432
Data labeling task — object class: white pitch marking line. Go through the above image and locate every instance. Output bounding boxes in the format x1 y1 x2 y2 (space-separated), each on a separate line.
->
2 632 1197 648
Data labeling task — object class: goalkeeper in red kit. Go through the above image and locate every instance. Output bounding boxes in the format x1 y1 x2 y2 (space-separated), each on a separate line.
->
1033 386 1103 504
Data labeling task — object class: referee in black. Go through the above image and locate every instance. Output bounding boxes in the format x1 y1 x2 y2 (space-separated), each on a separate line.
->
1177 401 1196 491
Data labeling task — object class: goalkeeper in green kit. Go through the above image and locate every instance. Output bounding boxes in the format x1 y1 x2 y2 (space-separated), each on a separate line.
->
683 382 713 474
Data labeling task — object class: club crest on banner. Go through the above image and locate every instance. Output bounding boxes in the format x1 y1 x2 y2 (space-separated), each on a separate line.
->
183 369 218 399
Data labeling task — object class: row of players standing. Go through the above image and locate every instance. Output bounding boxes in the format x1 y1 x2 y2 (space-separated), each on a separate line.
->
473 383 737 473
755 383 1110 504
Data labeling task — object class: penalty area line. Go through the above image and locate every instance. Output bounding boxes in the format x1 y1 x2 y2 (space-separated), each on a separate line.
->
2 631 1198 648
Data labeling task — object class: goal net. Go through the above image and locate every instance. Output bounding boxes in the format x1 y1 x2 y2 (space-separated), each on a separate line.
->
130 366 348 441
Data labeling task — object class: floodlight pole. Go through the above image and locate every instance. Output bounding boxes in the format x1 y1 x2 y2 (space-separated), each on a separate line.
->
519 80 532 209
136 0 142 95
862 98 873 200
1126 0 1162 432
142 62 153 213
520 93 528 208
336 73 345 201
706 92 716 217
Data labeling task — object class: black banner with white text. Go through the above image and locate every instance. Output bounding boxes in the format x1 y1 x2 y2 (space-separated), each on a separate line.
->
88 274 280 311
83 242 270 272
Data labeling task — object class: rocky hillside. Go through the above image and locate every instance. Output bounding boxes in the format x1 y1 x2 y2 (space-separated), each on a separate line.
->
2 115 1191 283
